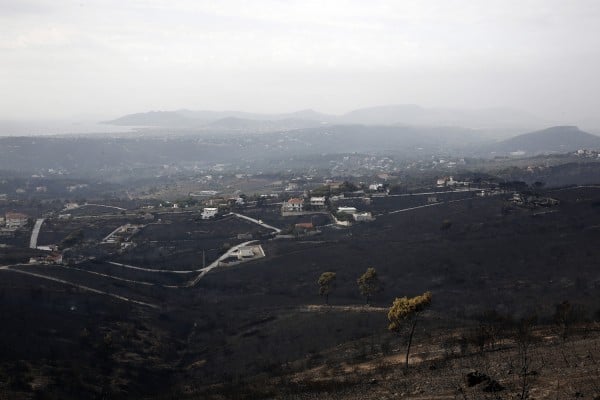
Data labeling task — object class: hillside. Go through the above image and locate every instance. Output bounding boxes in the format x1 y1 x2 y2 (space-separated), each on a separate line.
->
103 109 333 130
0 125 487 176
485 126 600 156
105 110 195 127
103 105 542 132
340 104 542 129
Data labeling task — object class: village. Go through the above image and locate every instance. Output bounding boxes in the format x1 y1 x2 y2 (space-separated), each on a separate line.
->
0 168 564 281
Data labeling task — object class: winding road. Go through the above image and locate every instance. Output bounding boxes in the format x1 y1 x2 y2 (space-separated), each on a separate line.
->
228 212 282 233
187 240 259 287
29 218 45 249
0 264 159 309
108 261 202 273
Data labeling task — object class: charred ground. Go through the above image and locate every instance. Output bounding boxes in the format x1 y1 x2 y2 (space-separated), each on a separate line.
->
1 184 600 398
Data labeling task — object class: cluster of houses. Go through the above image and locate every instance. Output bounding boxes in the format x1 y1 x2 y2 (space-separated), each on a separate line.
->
29 252 63 265
436 176 470 188
575 149 600 158
281 196 327 214
511 193 560 208
335 206 373 223
1 212 29 229
281 196 373 225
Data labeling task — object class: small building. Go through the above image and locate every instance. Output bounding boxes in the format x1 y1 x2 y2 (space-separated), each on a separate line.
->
310 196 326 207
337 206 357 214
282 198 304 213
236 247 255 259
285 183 299 191
436 176 456 187
369 183 384 191
201 207 218 219
5 212 28 229
511 193 523 203
329 194 345 201
353 212 373 222
295 222 314 230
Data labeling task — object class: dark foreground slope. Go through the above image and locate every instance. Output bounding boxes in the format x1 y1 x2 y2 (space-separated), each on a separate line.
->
1 187 600 398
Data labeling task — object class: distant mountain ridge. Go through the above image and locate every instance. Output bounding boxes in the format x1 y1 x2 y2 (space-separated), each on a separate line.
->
105 109 335 128
484 126 600 155
104 105 544 132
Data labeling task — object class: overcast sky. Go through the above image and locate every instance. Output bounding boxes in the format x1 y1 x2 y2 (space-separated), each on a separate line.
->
1 0 600 125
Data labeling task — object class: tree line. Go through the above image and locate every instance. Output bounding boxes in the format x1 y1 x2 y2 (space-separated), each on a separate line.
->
317 267 432 369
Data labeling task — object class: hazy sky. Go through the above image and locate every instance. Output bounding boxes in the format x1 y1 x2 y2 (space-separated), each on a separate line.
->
1 0 600 124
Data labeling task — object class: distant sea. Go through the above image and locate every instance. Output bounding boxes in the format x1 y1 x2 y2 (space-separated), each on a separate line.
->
0 120 137 136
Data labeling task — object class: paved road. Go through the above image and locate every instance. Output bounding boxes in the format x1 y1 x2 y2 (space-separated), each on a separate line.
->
59 265 155 286
387 197 475 215
229 212 282 233
29 218 45 249
386 188 482 197
108 261 202 273
187 240 258 286
0 265 159 309
547 185 600 192
61 203 126 212
102 225 125 242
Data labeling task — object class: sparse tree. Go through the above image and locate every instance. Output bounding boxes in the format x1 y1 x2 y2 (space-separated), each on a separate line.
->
387 291 432 369
357 267 382 305
554 300 574 341
513 315 538 400
441 219 452 231
317 272 336 304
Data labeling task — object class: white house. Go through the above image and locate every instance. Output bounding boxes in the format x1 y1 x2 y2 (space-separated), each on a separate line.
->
337 206 357 214
236 247 255 259
282 198 304 212
353 212 373 222
285 183 299 191
436 176 456 187
5 212 28 229
201 207 218 219
310 196 326 207
64 202 79 210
